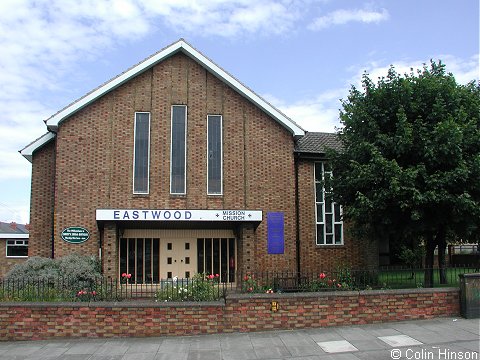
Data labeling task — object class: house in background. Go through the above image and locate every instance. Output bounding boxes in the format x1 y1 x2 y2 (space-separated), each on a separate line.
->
0 222 29 277
20 39 378 284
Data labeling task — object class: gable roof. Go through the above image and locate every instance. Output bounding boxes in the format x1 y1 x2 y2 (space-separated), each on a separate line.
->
295 132 342 154
45 38 304 135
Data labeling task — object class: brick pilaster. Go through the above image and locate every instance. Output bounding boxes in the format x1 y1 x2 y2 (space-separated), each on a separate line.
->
237 223 256 275
102 222 118 280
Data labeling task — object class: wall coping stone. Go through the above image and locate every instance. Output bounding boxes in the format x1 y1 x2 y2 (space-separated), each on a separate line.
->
0 288 459 308
0 300 225 308
227 287 459 300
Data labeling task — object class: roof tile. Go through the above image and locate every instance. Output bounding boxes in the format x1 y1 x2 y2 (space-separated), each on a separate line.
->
295 132 342 154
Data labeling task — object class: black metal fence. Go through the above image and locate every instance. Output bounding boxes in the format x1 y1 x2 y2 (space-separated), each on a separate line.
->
0 266 477 302
0 276 227 302
234 265 479 293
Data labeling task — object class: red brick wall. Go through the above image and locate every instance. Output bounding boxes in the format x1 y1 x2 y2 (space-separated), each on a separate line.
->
0 288 459 341
30 52 297 273
30 140 55 258
297 160 379 273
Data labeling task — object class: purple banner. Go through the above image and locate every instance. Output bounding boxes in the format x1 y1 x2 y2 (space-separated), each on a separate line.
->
267 212 284 254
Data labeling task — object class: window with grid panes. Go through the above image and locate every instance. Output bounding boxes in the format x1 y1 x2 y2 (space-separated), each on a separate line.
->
6 239 28 257
315 162 343 245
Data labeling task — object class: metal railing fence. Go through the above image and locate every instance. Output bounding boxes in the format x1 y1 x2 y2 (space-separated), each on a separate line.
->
0 265 477 301
0 276 226 302
234 265 479 293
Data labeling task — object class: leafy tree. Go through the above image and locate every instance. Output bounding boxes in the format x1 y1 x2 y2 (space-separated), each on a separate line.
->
330 61 480 287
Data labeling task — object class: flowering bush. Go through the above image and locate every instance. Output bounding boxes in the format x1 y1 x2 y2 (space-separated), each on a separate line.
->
305 270 353 291
76 289 97 302
155 273 222 302
121 273 132 284
241 274 261 293
207 274 220 281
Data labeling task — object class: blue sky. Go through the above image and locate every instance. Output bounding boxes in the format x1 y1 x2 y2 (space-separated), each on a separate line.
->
0 0 478 224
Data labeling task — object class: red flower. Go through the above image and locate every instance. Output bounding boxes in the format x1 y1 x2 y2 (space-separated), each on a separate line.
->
91 291 97 296
337 283 342 288
248 287 253 292
244 275 249 281
208 274 215 279
126 273 132 279
319 273 326 279
215 274 219 278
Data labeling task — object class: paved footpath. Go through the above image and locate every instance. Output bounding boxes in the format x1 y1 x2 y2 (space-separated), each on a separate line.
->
0 317 478 360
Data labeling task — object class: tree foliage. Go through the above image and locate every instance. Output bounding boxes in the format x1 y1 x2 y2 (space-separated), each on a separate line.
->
330 61 480 285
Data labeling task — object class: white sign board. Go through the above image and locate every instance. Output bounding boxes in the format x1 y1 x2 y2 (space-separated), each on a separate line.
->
96 209 262 222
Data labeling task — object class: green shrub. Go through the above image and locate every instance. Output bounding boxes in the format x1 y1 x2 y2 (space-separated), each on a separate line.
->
242 274 261 293
304 267 358 292
5 257 58 281
399 245 425 268
155 274 222 302
5 254 101 285
3 254 102 301
0 285 73 302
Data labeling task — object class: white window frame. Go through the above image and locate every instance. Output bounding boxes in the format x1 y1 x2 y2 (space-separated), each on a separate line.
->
315 162 343 246
207 114 223 195
132 112 151 194
6 239 28 258
170 105 187 195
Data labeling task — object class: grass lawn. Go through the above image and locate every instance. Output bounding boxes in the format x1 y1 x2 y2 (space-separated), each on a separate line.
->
377 267 478 289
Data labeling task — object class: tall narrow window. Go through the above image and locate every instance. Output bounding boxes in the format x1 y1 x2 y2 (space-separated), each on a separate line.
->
207 115 223 195
170 105 187 194
315 162 343 245
133 112 150 194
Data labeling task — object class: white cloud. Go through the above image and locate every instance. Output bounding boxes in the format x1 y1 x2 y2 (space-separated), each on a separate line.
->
0 0 304 179
264 90 345 132
0 0 306 222
143 0 301 37
264 54 479 133
349 54 480 88
0 0 477 223
309 7 389 30
0 201 30 224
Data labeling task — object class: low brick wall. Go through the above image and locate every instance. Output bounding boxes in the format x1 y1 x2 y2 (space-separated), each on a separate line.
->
0 288 459 341
225 288 460 332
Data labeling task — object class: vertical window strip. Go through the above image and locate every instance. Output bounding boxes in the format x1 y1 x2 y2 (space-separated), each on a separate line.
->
315 162 343 245
133 112 150 194
170 105 187 194
207 115 223 195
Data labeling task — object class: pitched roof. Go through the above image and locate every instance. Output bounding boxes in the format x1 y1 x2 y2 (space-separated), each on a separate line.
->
20 39 305 162
19 131 55 162
48 39 304 134
295 132 342 154
0 222 29 238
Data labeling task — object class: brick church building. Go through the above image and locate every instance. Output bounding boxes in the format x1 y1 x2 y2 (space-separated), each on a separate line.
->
20 39 378 283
